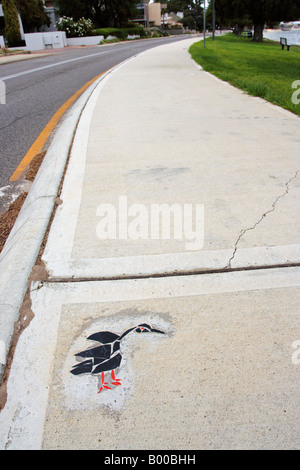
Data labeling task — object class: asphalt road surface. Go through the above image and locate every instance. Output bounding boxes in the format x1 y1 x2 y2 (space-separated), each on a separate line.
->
0 35 196 213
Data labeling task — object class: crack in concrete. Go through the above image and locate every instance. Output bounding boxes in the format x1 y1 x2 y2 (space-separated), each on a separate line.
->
227 170 300 269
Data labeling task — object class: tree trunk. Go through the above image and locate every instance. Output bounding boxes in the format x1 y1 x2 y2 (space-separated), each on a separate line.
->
233 24 242 36
252 22 264 42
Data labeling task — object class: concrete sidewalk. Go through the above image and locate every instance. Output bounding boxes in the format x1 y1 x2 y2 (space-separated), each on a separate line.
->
0 38 299 450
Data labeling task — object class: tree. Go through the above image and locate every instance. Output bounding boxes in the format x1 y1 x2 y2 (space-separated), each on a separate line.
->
55 0 139 28
102 0 138 27
55 0 89 22
166 0 193 13
166 0 203 30
208 0 250 36
2 0 22 46
182 14 196 30
15 0 50 32
215 0 300 42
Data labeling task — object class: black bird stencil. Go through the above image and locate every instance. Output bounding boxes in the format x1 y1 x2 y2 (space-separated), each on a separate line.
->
70 323 165 393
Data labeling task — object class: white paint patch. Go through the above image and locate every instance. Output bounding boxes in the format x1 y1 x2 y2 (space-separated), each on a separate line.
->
0 340 6 365
0 186 10 197
0 181 32 205
63 315 170 412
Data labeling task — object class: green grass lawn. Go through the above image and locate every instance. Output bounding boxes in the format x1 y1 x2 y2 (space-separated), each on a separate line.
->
189 33 300 116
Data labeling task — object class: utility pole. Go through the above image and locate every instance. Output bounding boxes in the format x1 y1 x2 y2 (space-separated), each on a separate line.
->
161 4 167 30
212 0 215 40
203 0 206 48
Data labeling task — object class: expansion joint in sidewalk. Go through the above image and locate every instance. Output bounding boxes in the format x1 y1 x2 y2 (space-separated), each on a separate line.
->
30 262 300 289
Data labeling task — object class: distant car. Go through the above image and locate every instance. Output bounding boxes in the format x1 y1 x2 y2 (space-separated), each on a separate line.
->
280 22 293 30
241 30 253 38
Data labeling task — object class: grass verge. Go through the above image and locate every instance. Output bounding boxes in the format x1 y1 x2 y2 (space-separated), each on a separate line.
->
189 33 300 116
0 48 30 56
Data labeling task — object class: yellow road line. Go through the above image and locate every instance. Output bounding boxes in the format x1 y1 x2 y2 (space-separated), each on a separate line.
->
10 69 110 181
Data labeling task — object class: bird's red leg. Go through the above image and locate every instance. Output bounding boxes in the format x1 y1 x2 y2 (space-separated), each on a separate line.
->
98 372 111 393
111 369 122 386
98 372 105 393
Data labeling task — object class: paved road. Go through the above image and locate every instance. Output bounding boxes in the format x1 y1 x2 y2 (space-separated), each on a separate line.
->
0 35 196 212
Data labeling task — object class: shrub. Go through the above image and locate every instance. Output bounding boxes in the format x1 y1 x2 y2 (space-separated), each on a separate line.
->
147 27 169 38
56 16 94 37
2 0 22 46
125 25 147 38
93 26 146 40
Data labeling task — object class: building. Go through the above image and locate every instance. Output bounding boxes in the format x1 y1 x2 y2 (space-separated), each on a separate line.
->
161 11 184 28
40 1 59 32
148 2 162 26
134 2 148 27
134 1 163 28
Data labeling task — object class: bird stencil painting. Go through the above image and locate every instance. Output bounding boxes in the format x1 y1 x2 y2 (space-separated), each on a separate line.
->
70 323 165 393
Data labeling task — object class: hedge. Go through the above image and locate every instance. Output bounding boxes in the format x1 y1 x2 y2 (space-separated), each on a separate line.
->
93 27 146 39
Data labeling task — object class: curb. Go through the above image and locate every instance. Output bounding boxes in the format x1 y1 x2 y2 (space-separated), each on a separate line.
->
0 64 119 381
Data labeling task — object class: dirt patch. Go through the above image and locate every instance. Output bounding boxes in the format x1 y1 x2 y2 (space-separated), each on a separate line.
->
0 151 46 255
0 288 35 412
0 50 31 57
25 151 46 182
0 192 28 253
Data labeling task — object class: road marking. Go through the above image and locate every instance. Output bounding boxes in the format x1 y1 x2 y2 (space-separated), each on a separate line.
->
10 68 114 181
0 49 118 81
0 38 184 81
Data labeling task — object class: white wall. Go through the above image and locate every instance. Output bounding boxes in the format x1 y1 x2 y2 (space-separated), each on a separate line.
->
24 32 67 51
66 35 104 46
